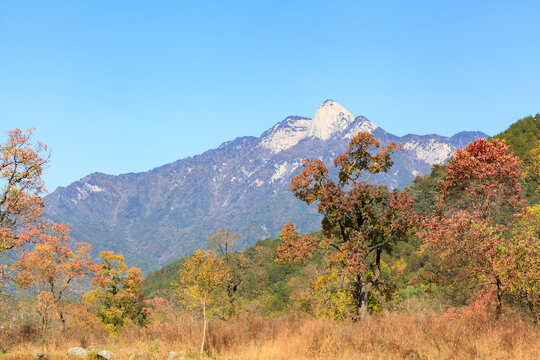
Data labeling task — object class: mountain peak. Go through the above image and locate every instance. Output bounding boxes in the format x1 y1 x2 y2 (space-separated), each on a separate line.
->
307 100 355 140
44 99 488 272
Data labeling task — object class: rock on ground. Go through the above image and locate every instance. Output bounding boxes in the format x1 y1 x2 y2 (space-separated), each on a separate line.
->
67 347 89 358
97 350 115 359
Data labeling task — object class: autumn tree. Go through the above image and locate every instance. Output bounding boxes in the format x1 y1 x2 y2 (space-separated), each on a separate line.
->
1 129 49 287
310 268 355 321
436 138 523 222
173 249 230 356
206 228 240 257
15 223 97 332
206 228 246 317
524 141 540 194
422 138 531 318
84 251 146 333
499 205 540 321
276 132 418 319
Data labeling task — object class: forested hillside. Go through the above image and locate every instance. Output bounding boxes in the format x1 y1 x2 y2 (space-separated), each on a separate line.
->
144 114 540 318
2 116 538 359
494 114 540 203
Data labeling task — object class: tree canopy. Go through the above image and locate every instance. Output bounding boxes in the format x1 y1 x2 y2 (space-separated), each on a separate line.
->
276 132 419 318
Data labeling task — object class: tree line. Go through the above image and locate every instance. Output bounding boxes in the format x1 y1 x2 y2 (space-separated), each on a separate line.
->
1 121 539 357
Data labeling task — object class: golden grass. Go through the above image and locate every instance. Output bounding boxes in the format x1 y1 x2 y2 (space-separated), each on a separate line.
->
1 312 538 359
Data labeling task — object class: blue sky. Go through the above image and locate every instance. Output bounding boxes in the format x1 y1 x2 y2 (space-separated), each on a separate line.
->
1 0 539 192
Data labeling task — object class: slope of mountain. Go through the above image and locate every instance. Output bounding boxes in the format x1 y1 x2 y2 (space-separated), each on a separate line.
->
44 100 487 271
494 113 540 203
494 114 540 159
407 113 540 215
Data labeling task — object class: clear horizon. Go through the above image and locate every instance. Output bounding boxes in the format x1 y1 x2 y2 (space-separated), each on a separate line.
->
1 1 539 191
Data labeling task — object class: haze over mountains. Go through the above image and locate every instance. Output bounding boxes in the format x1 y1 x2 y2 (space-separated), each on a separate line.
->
44 100 487 271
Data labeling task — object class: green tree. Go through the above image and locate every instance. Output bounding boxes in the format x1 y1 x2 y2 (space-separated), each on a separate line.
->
524 141 540 194
84 251 146 332
500 205 540 321
406 164 446 214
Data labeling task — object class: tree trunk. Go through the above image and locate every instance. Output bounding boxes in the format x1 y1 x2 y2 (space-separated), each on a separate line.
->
353 275 369 320
527 300 538 324
200 302 207 356
495 277 503 319
374 249 382 285
59 311 66 332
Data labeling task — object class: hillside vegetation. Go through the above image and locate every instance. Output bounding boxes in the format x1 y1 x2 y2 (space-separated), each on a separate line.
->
1 116 539 359
494 113 540 203
144 114 540 312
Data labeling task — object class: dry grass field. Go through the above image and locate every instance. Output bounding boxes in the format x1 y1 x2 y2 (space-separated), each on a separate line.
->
1 312 538 360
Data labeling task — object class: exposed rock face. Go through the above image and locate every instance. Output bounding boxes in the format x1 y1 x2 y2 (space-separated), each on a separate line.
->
44 100 487 271
307 99 356 139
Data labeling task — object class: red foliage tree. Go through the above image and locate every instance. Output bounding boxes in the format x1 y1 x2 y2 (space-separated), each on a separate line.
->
437 138 523 220
277 132 419 319
422 138 528 318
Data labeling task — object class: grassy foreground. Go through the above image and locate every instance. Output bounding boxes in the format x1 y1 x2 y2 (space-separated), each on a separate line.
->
1 312 538 360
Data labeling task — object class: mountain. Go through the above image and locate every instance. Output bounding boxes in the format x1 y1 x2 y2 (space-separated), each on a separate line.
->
44 100 487 271
493 113 540 203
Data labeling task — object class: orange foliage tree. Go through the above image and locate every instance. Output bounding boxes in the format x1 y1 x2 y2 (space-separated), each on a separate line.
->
276 132 418 319
1 129 49 288
15 223 98 331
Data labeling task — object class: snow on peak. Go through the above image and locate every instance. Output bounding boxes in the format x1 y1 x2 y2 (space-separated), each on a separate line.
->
70 183 105 205
307 100 355 140
260 100 371 153
260 117 311 153
403 139 454 165
270 161 301 183
345 117 378 138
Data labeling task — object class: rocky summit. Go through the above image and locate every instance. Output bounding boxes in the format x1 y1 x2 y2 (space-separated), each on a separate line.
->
44 100 487 271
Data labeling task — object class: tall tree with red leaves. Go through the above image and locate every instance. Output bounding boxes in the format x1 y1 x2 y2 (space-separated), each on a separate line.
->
277 132 419 319
422 138 532 319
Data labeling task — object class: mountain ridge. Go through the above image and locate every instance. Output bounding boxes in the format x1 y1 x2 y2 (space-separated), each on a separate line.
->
44 100 487 271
